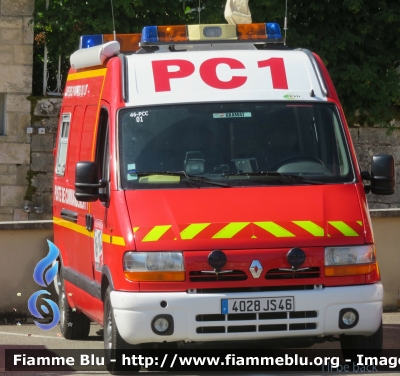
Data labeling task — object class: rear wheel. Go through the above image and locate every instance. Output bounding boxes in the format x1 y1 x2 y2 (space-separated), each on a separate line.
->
59 271 91 339
104 286 140 374
340 321 383 358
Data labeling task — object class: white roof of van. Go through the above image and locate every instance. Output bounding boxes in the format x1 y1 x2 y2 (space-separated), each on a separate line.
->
125 48 328 107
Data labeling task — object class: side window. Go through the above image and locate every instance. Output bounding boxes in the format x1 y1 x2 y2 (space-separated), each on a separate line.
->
332 113 349 175
56 114 71 176
96 108 110 195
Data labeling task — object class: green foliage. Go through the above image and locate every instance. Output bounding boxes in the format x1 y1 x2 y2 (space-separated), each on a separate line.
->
33 0 400 126
283 0 400 126
24 170 45 201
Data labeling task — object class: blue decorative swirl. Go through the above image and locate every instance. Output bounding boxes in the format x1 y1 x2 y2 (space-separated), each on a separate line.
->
33 240 59 287
35 299 60 331
28 290 50 319
28 290 60 330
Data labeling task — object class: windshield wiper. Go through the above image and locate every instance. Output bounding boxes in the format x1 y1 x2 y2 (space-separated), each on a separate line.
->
129 171 232 188
222 171 324 185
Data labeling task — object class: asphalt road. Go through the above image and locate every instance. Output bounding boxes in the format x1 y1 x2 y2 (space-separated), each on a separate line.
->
0 312 399 375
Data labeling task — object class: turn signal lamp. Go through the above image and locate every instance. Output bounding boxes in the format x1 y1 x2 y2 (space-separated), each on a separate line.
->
141 22 283 44
324 245 378 277
80 34 142 52
123 252 185 282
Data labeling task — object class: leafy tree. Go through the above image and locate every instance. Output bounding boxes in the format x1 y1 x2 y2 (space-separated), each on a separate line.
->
284 0 400 126
33 0 399 126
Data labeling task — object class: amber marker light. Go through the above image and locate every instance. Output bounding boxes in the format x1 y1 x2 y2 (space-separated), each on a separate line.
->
325 263 377 277
237 23 267 40
124 271 185 282
123 252 185 282
158 26 188 42
103 33 142 52
324 245 377 277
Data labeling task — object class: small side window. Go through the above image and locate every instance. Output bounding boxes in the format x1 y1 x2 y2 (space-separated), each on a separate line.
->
56 113 71 176
96 108 110 199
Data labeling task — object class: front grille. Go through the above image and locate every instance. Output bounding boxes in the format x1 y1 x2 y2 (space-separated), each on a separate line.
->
192 285 317 294
289 311 318 319
259 312 287 320
197 326 225 334
196 314 225 322
196 311 318 334
266 267 320 280
189 270 247 282
259 324 287 331
228 325 256 333
289 323 317 330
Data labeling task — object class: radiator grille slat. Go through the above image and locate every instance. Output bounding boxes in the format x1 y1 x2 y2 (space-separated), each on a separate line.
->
190 270 247 282
196 311 318 334
266 267 320 280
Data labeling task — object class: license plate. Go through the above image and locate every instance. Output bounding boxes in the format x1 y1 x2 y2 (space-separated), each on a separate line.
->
221 297 294 314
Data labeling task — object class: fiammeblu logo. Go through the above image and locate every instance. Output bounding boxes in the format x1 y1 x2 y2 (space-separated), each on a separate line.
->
28 241 60 330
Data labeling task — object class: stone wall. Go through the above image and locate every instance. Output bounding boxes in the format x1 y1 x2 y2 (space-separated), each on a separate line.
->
28 97 61 220
0 0 34 221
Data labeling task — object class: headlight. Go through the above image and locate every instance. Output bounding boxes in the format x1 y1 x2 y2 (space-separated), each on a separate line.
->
325 245 375 265
123 252 185 282
324 245 377 277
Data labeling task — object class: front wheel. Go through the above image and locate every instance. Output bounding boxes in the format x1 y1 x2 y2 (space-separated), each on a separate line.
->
104 286 140 374
340 321 383 358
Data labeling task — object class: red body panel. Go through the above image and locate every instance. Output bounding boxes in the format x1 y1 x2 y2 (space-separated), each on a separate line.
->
53 51 377 326
127 184 366 251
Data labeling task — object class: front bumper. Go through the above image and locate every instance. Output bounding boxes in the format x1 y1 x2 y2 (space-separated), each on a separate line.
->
111 283 383 345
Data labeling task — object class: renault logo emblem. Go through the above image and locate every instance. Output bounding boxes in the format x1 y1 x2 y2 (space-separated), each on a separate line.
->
249 260 263 278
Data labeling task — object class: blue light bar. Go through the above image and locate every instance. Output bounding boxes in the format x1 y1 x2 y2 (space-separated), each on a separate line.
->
266 23 282 39
80 35 103 49
140 23 283 45
141 26 158 43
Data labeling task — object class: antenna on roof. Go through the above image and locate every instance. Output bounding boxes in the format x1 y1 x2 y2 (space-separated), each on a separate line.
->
110 0 117 40
284 0 288 45
198 0 201 24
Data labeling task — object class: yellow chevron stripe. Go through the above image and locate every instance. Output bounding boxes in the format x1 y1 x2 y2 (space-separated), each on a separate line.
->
293 221 324 237
254 222 295 237
328 221 359 236
142 225 172 242
357 221 363 226
133 227 140 233
212 222 250 239
181 223 210 240
67 68 107 81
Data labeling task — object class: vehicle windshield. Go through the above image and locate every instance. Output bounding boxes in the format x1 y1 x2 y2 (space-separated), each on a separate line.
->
118 102 354 189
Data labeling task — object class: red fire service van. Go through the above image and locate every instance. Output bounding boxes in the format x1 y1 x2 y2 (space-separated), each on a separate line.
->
53 22 395 368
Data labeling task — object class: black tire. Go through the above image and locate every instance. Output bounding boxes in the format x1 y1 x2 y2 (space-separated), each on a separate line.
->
340 320 383 358
59 271 91 340
104 286 140 374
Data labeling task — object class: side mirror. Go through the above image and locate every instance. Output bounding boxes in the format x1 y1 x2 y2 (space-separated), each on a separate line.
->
75 161 107 202
362 154 395 195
